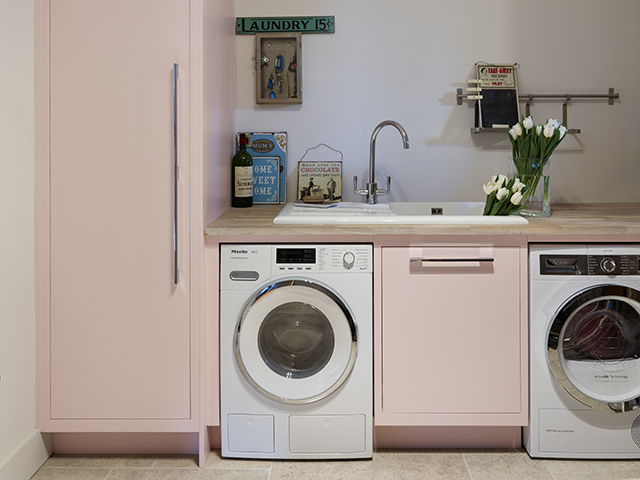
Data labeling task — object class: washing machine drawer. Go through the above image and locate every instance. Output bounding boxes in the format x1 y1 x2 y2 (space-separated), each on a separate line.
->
227 414 274 453
289 415 366 454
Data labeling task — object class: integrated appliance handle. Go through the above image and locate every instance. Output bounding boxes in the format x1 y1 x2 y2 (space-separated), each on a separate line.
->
410 257 494 264
173 63 179 285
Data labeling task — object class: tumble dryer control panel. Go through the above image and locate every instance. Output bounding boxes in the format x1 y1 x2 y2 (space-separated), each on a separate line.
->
275 245 372 273
536 245 640 277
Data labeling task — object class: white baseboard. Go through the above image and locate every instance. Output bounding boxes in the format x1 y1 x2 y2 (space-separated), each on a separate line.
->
0 429 52 480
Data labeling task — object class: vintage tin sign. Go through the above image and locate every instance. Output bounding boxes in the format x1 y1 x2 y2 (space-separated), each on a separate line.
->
238 132 287 204
236 16 334 34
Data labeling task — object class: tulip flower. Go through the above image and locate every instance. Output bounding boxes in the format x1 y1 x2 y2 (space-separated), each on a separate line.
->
483 181 499 195
511 178 526 193
523 116 534 130
483 174 528 216
513 123 523 136
510 191 524 205
496 187 509 201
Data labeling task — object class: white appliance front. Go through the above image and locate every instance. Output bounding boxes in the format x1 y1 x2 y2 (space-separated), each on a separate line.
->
526 244 640 458
219 244 373 459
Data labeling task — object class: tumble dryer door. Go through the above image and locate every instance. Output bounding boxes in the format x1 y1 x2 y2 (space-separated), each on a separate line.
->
234 279 357 405
547 285 640 412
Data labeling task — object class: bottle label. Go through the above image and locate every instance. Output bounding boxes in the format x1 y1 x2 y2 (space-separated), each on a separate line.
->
234 166 253 198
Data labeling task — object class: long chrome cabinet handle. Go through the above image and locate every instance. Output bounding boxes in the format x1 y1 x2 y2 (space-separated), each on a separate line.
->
410 258 494 263
173 63 179 285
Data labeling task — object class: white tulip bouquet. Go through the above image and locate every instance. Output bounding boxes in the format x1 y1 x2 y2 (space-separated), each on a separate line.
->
509 116 567 177
482 174 528 216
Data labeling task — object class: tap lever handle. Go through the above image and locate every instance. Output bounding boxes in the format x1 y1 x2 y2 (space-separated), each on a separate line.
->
353 175 367 196
377 176 391 195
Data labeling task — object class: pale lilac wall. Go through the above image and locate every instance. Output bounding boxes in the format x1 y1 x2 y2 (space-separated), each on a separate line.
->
0 1 51 478
236 0 640 204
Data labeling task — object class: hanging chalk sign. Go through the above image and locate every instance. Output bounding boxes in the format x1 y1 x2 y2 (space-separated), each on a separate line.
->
236 16 335 34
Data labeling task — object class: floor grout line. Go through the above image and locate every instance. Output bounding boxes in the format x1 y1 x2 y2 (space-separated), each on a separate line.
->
460 450 475 480
543 460 559 480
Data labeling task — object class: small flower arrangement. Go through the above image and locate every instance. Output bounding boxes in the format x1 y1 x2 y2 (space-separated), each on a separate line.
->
509 116 567 176
483 174 528 216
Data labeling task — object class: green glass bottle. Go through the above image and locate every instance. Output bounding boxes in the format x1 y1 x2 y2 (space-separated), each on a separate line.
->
232 134 253 208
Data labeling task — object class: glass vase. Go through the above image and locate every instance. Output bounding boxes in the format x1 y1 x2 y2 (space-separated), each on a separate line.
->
511 158 551 218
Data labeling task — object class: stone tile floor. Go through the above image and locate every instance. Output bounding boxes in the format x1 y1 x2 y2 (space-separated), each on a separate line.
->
30 449 640 480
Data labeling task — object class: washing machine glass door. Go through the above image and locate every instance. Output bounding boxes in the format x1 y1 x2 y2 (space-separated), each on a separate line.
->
234 279 358 405
548 285 640 412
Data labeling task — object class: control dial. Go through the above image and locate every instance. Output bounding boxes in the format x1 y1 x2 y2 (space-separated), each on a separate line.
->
343 251 355 269
601 257 616 274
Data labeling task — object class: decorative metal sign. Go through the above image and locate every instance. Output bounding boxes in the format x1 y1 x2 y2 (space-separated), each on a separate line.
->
236 16 334 34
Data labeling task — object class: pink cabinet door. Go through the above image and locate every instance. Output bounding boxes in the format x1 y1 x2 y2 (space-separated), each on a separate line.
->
46 0 192 425
380 246 524 424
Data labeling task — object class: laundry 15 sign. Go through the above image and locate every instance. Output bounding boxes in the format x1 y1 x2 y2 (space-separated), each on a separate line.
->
236 16 335 34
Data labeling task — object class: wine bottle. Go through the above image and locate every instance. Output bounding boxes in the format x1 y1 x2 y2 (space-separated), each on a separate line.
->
232 134 253 208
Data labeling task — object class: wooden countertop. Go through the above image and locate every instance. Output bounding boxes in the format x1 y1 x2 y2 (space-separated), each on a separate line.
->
204 203 640 239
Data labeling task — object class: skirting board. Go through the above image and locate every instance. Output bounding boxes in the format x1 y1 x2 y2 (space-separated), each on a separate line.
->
0 429 52 480
52 433 199 455
374 426 522 449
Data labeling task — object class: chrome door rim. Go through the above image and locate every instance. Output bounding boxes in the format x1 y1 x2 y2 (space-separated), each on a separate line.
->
547 285 640 413
234 278 358 405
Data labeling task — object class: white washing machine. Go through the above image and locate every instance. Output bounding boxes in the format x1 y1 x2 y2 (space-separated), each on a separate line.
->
526 244 640 458
219 244 373 459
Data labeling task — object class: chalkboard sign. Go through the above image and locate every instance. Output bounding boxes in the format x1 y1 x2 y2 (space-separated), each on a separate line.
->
476 64 520 129
478 89 519 128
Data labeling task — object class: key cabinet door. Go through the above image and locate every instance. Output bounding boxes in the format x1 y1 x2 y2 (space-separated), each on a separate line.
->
36 0 196 431
378 246 527 426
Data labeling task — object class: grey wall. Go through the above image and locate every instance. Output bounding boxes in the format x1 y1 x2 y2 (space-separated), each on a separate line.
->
236 0 640 204
0 0 37 473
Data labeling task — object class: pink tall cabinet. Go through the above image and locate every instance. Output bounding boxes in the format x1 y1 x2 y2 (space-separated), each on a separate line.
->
34 0 234 465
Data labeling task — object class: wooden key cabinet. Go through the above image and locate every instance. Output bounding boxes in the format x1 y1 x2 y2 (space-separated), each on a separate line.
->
255 33 302 104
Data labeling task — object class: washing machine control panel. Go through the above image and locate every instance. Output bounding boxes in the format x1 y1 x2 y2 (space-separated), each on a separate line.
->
275 245 372 273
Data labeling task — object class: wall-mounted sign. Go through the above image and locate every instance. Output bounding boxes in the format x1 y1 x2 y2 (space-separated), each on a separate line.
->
475 63 520 129
236 16 334 35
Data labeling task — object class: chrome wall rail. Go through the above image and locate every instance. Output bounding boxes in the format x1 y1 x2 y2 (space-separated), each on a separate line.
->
456 87 619 134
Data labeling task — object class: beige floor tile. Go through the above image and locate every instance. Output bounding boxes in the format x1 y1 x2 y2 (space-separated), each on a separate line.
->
372 449 471 480
152 454 199 469
269 450 470 480
204 449 272 469
462 448 554 480
107 470 199 480
544 458 640 480
269 459 376 480
30 467 111 480
194 469 270 480
42 454 156 469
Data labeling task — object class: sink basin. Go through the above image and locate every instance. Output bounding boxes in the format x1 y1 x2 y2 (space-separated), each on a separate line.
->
273 202 528 225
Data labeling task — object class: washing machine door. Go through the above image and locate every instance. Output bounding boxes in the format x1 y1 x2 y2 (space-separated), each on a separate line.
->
234 279 358 405
547 285 640 412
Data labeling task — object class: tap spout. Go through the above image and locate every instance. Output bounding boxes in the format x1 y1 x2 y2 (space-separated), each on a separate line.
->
369 120 410 185
362 120 409 204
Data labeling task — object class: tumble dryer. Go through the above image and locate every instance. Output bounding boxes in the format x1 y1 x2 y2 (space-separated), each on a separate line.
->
219 244 373 459
526 244 640 458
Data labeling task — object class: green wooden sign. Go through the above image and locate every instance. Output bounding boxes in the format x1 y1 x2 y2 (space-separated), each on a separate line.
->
236 16 334 35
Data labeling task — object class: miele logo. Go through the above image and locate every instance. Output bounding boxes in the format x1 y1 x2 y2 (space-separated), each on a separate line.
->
230 249 248 255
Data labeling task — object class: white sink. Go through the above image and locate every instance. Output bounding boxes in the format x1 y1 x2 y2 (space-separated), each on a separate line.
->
273 202 528 225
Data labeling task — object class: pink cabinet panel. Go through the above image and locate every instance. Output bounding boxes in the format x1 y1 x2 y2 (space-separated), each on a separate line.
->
379 246 526 425
38 0 196 430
